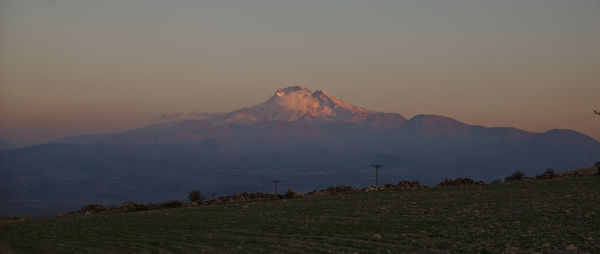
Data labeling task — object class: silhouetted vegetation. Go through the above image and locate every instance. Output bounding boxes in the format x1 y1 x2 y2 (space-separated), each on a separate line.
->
307 185 358 196
536 168 556 180
79 204 107 214
505 170 525 182
384 181 425 189
212 192 279 203
306 181 426 196
188 190 205 203
437 178 484 187
282 189 304 199
118 201 152 211
159 201 184 209
595 161 600 174
491 178 502 184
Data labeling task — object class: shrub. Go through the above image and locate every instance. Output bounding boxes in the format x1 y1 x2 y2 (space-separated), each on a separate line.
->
396 181 424 188
505 171 525 182
491 178 502 184
437 178 484 187
159 200 183 209
80 204 107 214
282 189 303 199
536 168 556 180
595 161 600 174
188 190 205 203
115 201 151 212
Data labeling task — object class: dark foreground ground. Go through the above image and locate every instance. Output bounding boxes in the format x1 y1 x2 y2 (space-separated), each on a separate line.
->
1 177 599 253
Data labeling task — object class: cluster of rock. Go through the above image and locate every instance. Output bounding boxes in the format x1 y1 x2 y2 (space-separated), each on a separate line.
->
208 192 280 204
59 191 306 218
306 181 426 196
363 181 426 192
57 201 179 218
556 169 596 178
282 190 305 199
306 185 359 196
437 178 484 187
535 171 558 180
385 181 426 189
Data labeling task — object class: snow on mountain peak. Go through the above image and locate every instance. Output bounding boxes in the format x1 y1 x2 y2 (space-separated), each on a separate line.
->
274 86 309 97
224 86 376 123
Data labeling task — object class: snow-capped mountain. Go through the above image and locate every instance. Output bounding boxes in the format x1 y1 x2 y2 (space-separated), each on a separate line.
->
219 86 385 124
53 86 407 144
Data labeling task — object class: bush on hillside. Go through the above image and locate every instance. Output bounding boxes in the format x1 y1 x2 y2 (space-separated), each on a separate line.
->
595 161 600 174
491 178 502 184
159 200 183 209
437 178 484 187
188 190 205 204
213 192 279 203
80 204 107 214
505 171 525 182
282 189 304 199
394 181 425 189
114 201 152 212
536 168 556 180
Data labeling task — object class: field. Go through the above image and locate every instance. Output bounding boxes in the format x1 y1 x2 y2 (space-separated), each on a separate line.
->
1 177 599 253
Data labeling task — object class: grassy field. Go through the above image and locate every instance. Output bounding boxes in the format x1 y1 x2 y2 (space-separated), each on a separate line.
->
1 177 599 253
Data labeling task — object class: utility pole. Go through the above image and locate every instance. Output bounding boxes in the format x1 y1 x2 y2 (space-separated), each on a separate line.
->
272 180 280 195
371 164 383 186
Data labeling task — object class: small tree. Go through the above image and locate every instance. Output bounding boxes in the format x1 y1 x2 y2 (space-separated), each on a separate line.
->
282 189 303 199
188 190 205 204
536 168 556 179
505 170 525 182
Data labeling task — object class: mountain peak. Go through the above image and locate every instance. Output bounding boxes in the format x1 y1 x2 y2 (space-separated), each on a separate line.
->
225 86 378 123
274 86 311 97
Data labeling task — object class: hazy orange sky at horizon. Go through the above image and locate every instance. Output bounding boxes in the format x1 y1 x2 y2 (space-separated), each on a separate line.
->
1 0 599 145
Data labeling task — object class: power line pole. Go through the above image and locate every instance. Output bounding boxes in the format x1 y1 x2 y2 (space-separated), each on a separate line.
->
272 180 280 195
371 164 383 186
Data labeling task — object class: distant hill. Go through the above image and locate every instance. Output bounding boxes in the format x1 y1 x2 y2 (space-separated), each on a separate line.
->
2 86 600 216
0 138 16 150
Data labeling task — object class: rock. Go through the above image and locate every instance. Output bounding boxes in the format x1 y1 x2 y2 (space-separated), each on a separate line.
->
504 246 520 254
566 245 577 251
437 178 484 187
370 233 382 240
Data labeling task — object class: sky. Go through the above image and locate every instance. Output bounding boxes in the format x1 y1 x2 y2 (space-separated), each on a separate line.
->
0 0 599 145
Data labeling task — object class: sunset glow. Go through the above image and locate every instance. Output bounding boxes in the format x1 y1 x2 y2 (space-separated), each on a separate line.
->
0 0 599 145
